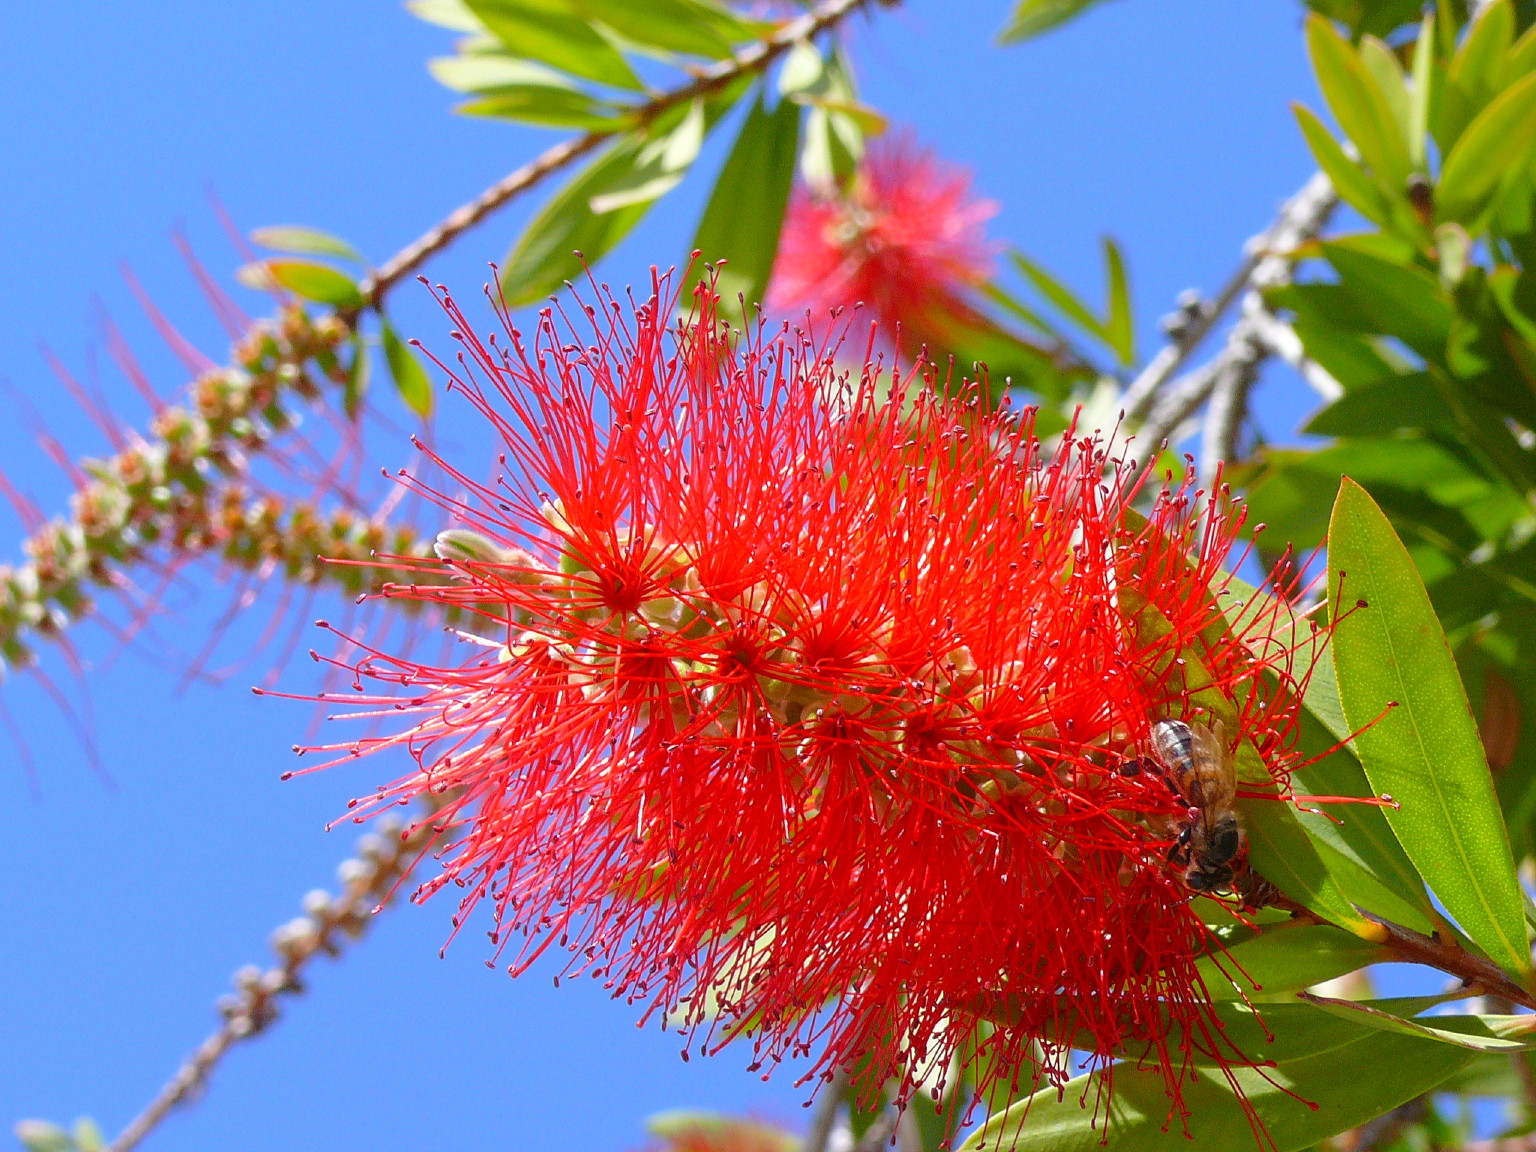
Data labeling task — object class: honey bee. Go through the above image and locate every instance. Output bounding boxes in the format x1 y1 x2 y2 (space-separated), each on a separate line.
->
1145 718 1244 894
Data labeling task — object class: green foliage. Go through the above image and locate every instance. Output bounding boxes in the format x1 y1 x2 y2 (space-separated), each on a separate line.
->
236 259 363 308
381 320 435 419
996 0 1123 44
1328 479 1533 978
960 1003 1478 1152
689 91 801 310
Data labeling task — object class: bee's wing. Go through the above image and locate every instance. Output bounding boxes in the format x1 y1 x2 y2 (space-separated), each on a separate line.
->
1190 723 1239 810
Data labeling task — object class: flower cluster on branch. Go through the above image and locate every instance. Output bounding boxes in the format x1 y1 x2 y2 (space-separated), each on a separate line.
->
302 275 1318 1124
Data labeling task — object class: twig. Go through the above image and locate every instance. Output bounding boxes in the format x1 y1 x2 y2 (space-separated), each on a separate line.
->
1124 170 1337 457
358 0 879 307
107 807 444 1152
804 1067 852 1152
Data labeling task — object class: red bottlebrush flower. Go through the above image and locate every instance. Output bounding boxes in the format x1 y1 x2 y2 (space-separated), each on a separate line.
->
303 273 1319 1138
768 134 997 355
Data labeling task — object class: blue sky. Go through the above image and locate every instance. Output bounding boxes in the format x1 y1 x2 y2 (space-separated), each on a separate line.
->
0 3 1324 1150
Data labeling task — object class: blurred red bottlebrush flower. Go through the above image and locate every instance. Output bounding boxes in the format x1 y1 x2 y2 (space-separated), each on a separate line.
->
768 134 997 355
301 273 1321 1137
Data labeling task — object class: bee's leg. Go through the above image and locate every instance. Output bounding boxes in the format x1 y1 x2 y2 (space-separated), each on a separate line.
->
1166 825 1193 866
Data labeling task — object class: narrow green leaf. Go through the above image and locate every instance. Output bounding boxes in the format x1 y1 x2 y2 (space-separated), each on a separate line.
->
646 1113 797 1152
996 0 1120 43
1328 477 1533 979
427 53 573 93
1305 13 1413 192
1242 793 1380 936
690 92 800 310
500 140 651 306
1009 250 1107 343
382 321 435 419
1442 0 1515 149
961 1007 1475 1152
1197 922 1388 1001
464 0 642 90
1299 992 1534 1051
407 0 483 31
1408 14 1434 170
456 89 621 129
1101 236 1134 366
590 97 707 213
1303 370 1450 436
1321 242 1452 360
343 332 369 421
1293 103 1393 229
250 225 362 264
1504 21 1536 88
236 259 363 308
1358 35 1410 143
71 1119 104 1152
571 0 745 59
1436 70 1536 228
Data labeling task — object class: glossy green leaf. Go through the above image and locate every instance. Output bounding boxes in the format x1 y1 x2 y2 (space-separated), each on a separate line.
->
382 321 434 419
1437 70 1536 228
1102 236 1134 366
1293 103 1392 228
428 53 572 93
1328 477 1533 979
464 0 642 90
1242 793 1379 936
590 96 706 213
571 0 745 58
997 0 1120 43
786 46 865 194
690 92 800 310
961 1007 1475 1152
250 225 361 264
1298 992 1534 1051
1196 922 1388 1001
457 89 621 129
1305 14 1412 192
500 140 651 306
70 1119 104 1152
235 259 363 307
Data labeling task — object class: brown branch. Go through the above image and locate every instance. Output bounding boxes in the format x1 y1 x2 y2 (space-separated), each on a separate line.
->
107 804 447 1152
358 0 880 308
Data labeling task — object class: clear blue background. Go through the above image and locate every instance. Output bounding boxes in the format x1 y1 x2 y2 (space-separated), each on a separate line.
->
0 3 1325 1150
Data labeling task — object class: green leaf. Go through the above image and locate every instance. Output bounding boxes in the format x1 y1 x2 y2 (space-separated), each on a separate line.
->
646 1113 797 1152
250 225 362 264
1441 0 1516 149
785 46 866 194
570 0 747 59
1298 992 1535 1051
428 53 572 93
1242 793 1380 936
381 321 435 419
464 0 642 90
589 97 707 213
500 140 652 306
996 0 1121 43
690 92 800 310
1408 14 1435 170
1303 371 1451 436
343 332 369 421
14 1122 73 1152
1328 477 1533 979
960 1005 1475 1152
70 1121 103 1152
1436 70 1536 228
1305 13 1413 193
1321 242 1453 360
1009 250 1107 344
1293 103 1393 229
1197 922 1388 1001
407 0 483 31
1102 237 1134 366
1359 35 1410 143
456 89 622 129
235 259 363 308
